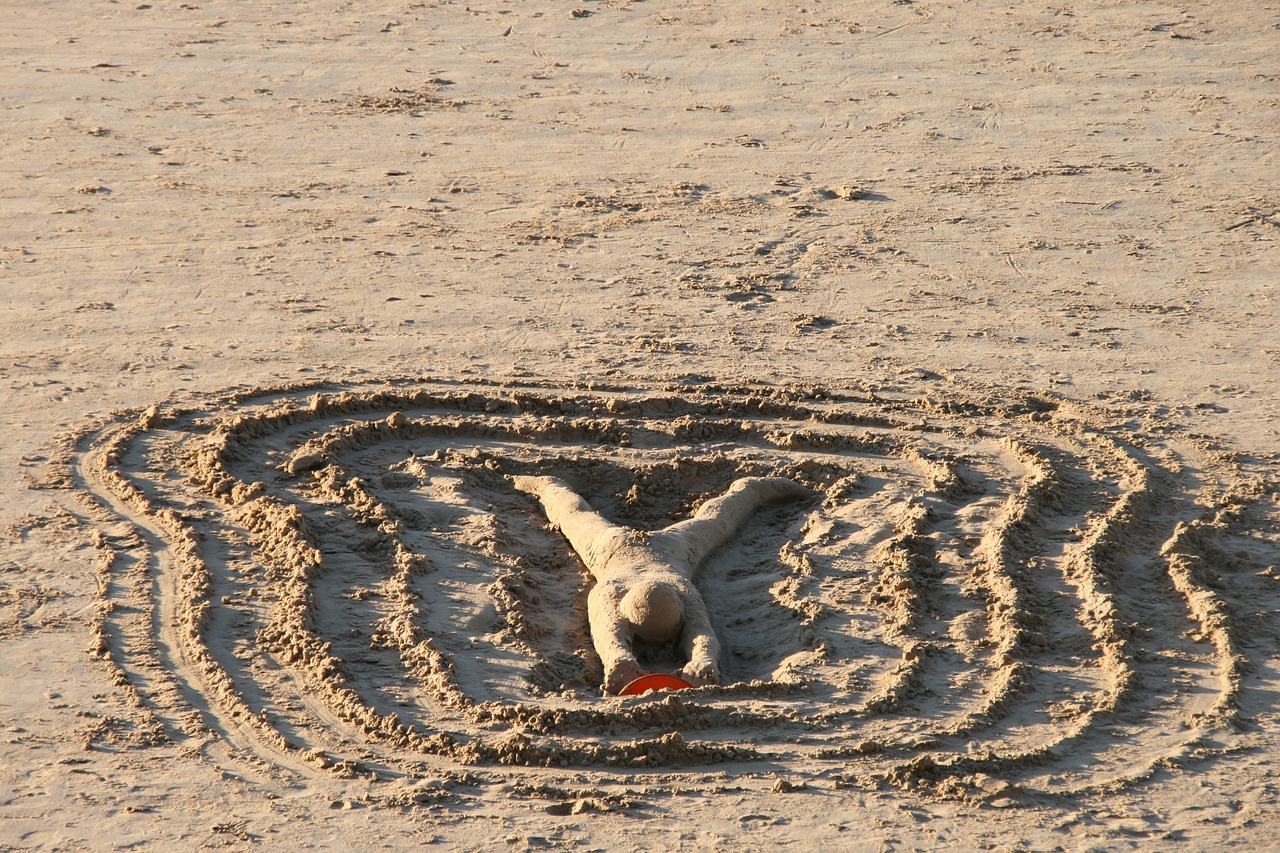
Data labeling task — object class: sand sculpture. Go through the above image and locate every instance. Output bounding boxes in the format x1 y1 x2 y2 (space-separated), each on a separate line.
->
513 475 811 693
56 379 1276 819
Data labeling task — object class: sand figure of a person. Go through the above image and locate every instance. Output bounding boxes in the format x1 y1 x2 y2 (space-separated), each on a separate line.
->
513 475 809 694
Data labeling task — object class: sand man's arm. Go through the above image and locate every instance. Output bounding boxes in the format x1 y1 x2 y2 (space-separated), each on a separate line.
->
673 587 720 686
586 586 647 692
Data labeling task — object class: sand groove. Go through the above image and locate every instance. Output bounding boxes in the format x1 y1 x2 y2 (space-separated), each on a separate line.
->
55 378 1279 804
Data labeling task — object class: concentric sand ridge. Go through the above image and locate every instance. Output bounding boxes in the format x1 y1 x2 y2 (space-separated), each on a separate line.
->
46 377 1279 805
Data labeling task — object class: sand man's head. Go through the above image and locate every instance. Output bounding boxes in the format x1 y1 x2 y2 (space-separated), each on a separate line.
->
619 579 684 644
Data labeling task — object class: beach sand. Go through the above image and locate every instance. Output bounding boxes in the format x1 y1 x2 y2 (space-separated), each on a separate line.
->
3 2 1279 849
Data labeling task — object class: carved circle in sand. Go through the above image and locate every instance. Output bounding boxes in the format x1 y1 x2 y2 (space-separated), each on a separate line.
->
62 379 1278 805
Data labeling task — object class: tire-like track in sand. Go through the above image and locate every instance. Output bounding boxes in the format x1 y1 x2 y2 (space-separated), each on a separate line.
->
46 377 1279 806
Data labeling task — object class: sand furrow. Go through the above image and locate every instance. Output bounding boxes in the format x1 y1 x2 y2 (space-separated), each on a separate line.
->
58 377 1278 804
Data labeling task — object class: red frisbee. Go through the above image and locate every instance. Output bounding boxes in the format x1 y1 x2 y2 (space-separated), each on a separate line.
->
618 673 694 696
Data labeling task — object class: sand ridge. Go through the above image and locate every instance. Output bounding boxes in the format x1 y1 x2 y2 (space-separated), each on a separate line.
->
29 377 1274 821
4 0 1280 847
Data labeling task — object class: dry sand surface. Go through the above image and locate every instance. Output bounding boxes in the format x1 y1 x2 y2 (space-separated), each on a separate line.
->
3 1 1280 850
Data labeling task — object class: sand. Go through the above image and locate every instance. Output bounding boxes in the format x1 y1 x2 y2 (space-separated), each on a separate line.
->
3 1 1279 850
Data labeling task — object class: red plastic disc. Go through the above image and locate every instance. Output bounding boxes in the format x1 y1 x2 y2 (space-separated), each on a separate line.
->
618 673 694 696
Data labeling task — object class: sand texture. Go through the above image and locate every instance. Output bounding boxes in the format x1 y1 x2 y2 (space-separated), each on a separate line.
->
3 2 1280 850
